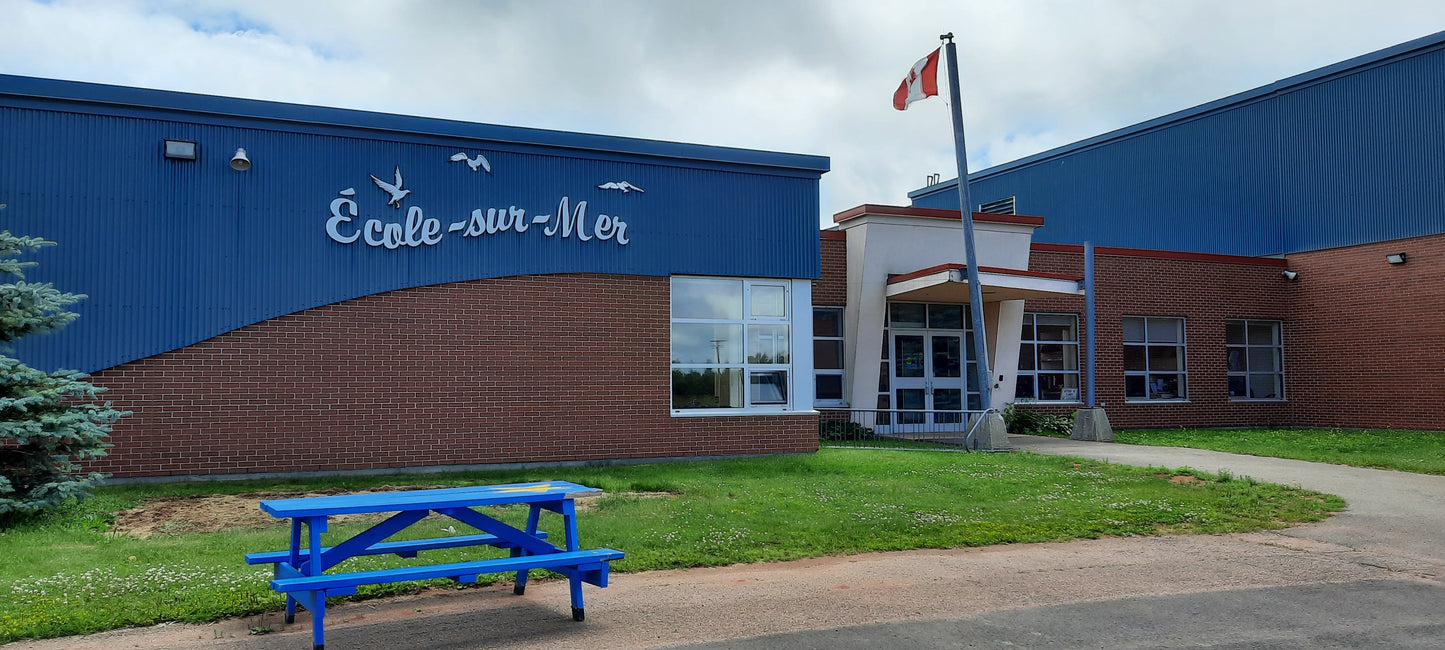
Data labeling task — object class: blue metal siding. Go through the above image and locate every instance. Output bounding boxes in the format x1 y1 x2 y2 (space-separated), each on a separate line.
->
1 79 825 373
912 30 1445 257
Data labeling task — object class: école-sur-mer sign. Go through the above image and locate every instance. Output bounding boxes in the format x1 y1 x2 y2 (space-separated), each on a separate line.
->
326 151 635 250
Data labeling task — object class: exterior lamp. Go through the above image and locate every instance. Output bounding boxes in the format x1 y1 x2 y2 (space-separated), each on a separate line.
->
230 148 251 171
1281 270 1298 281
1386 252 1407 265
163 139 197 160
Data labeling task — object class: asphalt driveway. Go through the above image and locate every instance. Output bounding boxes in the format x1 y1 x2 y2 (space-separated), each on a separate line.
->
8 435 1444 649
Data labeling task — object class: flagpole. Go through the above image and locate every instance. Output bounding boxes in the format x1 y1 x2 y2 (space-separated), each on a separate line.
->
940 32 993 412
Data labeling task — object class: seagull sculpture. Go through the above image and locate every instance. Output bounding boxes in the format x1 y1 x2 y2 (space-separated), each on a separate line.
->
450 152 491 172
598 181 645 193
370 166 410 208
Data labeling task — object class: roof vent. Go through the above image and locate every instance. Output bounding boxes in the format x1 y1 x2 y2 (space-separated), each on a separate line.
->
978 196 1016 215
925 173 941 186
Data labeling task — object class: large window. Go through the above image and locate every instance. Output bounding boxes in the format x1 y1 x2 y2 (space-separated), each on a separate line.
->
1227 320 1284 400
1123 316 1187 402
813 307 845 405
1016 313 1080 402
671 277 792 412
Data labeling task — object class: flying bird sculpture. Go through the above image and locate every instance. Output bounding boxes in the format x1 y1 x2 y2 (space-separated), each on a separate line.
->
598 181 644 193
370 166 410 207
450 152 491 172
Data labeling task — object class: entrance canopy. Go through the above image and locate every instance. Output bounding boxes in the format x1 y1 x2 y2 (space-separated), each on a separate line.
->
887 263 1082 302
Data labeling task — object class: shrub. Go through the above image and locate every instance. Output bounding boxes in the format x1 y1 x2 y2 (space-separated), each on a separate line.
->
1002 404 1074 437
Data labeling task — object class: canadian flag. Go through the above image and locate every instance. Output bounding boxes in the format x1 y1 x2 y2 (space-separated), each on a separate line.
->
893 48 941 111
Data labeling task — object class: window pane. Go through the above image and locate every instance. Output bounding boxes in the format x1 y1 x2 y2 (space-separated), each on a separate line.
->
672 368 743 409
749 371 788 404
1122 317 1146 342
878 362 890 391
1018 343 1036 370
1147 374 1182 399
1248 347 1279 373
931 336 963 378
748 324 790 363
813 307 842 337
1021 314 1035 340
1148 345 1180 371
813 340 843 370
889 303 927 328
1035 315 1076 341
815 374 843 401
896 388 925 424
750 284 787 318
671 323 743 363
967 393 982 410
671 277 742 319
1227 347 1246 372
1249 374 1282 399
1225 321 1246 345
1038 343 1078 370
1228 375 1248 397
928 304 964 329
1248 321 1280 346
1125 375 1147 399
1147 318 1181 343
1123 345 1147 371
1015 375 1036 400
895 335 925 377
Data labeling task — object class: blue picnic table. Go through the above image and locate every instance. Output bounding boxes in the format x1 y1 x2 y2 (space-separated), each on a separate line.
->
244 481 624 650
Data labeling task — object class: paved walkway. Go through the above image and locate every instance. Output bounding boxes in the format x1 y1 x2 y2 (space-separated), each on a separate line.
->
7 436 1444 649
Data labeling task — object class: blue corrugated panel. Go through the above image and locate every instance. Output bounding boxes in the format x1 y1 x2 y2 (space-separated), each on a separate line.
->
0 76 827 373
910 29 1445 257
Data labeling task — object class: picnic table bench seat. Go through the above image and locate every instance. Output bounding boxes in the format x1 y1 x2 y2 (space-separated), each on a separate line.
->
243 530 549 564
267 548 624 597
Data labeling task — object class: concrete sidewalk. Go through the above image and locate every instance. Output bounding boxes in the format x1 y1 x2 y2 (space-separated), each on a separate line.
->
1006 433 1445 575
6 437 1443 649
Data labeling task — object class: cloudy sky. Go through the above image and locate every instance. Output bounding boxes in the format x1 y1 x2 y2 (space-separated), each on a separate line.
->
4 0 1445 227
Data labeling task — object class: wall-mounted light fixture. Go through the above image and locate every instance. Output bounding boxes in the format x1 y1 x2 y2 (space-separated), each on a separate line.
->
1386 252 1407 265
1281 270 1298 281
230 147 251 171
163 139 198 160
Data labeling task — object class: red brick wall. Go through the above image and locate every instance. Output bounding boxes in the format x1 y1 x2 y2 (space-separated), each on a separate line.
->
814 233 847 306
89 274 818 479
1017 248 1295 429
1282 233 1445 429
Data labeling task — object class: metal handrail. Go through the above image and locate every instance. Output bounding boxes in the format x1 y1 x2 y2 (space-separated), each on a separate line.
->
816 407 997 450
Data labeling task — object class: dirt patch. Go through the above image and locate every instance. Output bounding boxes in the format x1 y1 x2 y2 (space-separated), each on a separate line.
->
109 488 676 538
1170 475 1204 485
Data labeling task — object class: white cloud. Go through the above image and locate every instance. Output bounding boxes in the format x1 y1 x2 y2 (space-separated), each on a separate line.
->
4 0 1445 226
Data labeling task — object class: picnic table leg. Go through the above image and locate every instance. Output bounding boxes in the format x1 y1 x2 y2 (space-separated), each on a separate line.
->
513 503 543 595
286 519 302 623
561 499 585 621
311 590 326 650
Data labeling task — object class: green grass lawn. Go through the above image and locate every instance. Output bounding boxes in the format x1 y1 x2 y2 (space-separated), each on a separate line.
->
1115 428 1445 475
0 448 1343 642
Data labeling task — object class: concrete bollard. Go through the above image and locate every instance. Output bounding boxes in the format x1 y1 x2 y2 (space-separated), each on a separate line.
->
1070 407 1115 442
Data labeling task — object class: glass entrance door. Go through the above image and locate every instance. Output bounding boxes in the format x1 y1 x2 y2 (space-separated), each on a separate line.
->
889 330 967 430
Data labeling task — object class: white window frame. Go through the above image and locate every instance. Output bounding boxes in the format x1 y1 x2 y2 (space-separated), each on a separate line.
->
1016 312 1082 403
670 276 811 416
1227 319 1285 402
1122 316 1188 403
812 306 847 406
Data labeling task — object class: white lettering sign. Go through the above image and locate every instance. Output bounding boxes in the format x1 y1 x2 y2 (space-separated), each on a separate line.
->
326 161 633 249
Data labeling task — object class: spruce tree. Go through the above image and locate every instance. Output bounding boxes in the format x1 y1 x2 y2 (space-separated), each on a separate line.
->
0 230 127 515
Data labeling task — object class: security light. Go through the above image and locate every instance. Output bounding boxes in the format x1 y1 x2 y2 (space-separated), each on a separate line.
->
1386 252 1407 264
230 147 251 171
163 139 197 160
1281 270 1298 281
